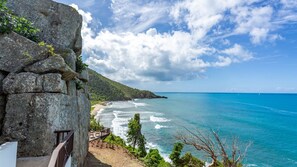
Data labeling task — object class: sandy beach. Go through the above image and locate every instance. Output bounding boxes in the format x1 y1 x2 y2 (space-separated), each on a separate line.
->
91 104 106 116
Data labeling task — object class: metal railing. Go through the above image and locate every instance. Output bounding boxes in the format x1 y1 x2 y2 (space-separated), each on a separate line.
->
89 128 111 141
48 130 74 167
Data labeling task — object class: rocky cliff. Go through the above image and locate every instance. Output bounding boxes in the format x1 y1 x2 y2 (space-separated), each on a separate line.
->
0 0 90 166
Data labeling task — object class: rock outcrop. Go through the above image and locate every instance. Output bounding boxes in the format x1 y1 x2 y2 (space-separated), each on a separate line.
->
0 1 90 167
7 0 82 56
0 32 49 73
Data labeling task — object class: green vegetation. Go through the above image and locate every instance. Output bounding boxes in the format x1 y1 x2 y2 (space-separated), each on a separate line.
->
103 114 169 166
88 68 164 102
38 41 56 56
75 80 84 90
76 55 88 73
144 149 170 167
127 113 146 157
104 133 126 148
169 143 204 167
89 115 104 131
102 114 249 167
0 0 39 41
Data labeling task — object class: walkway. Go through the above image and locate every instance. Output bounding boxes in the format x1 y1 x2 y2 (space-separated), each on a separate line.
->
89 128 111 141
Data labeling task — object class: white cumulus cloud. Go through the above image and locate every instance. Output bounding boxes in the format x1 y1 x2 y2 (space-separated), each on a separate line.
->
70 0 297 83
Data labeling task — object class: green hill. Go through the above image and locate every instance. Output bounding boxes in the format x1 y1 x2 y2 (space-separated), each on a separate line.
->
87 69 166 102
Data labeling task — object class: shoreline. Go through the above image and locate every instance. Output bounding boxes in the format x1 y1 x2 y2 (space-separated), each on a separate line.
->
91 100 172 162
91 103 107 116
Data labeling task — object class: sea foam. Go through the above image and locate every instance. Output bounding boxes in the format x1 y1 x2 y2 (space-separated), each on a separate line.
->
111 110 129 140
150 115 171 122
155 124 168 129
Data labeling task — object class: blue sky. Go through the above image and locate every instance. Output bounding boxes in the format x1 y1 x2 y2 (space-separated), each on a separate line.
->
55 0 297 93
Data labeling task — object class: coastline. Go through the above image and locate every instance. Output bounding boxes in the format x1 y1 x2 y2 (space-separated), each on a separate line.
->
91 103 107 116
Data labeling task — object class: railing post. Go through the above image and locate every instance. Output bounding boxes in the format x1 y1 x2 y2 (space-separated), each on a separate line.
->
49 130 74 167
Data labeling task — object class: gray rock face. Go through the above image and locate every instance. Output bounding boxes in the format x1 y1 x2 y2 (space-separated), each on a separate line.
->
3 93 77 156
59 49 76 71
0 33 49 73
0 96 5 135
3 93 90 163
3 73 67 94
78 70 89 82
0 1 90 166
24 55 78 81
67 81 77 96
75 90 91 167
7 0 82 55
3 73 42 94
24 56 66 73
0 72 5 95
42 73 67 94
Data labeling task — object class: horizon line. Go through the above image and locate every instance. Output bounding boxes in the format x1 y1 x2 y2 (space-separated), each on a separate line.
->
154 91 297 94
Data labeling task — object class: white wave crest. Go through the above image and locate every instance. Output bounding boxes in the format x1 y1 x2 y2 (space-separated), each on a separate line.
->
111 110 129 140
129 101 147 108
150 115 171 122
155 124 168 129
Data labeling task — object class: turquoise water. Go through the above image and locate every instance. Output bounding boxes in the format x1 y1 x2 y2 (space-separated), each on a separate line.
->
98 93 297 167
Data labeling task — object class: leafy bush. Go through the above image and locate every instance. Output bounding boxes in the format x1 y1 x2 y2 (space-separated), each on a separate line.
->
89 115 104 131
0 1 39 41
75 80 84 90
104 133 126 147
169 142 204 167
180 152 204 167
76 55 88 73
144 149 170 167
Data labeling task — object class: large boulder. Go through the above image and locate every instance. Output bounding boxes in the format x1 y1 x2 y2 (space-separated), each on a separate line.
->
24 55 78 81
0 33 49 73
7 0 82 55
42 73 67 94
3 93 77 157
3 92 90 165
3 73 67 94
3 73 42 94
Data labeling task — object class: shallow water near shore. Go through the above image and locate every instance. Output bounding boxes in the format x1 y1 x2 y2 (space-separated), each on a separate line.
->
97 93 297 167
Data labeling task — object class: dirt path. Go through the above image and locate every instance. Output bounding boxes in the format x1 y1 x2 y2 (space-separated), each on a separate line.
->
84 140 144 167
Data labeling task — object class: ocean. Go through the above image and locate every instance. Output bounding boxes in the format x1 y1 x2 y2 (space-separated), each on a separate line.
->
96 93 297 167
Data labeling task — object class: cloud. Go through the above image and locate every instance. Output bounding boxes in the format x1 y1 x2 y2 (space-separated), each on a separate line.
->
221 44 253 62
232 6 274 44
110 0 170 33
70 1 297 83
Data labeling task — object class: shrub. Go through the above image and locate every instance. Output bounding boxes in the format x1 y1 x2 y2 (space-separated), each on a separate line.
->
104 133 126 147
180 152 204 167
144 149 170 167
75 80 84 90
76 55 88 73
170 142 204 167
89 115 104 131
0 0 39 42
38 41 56 56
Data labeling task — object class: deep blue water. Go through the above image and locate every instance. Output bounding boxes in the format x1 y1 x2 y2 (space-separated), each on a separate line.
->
98 93 297 167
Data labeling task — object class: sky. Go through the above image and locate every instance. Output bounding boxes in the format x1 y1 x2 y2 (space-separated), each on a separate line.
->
54 0 297 93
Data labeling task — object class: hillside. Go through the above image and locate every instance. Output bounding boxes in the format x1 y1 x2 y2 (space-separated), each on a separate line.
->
87 69 166 102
